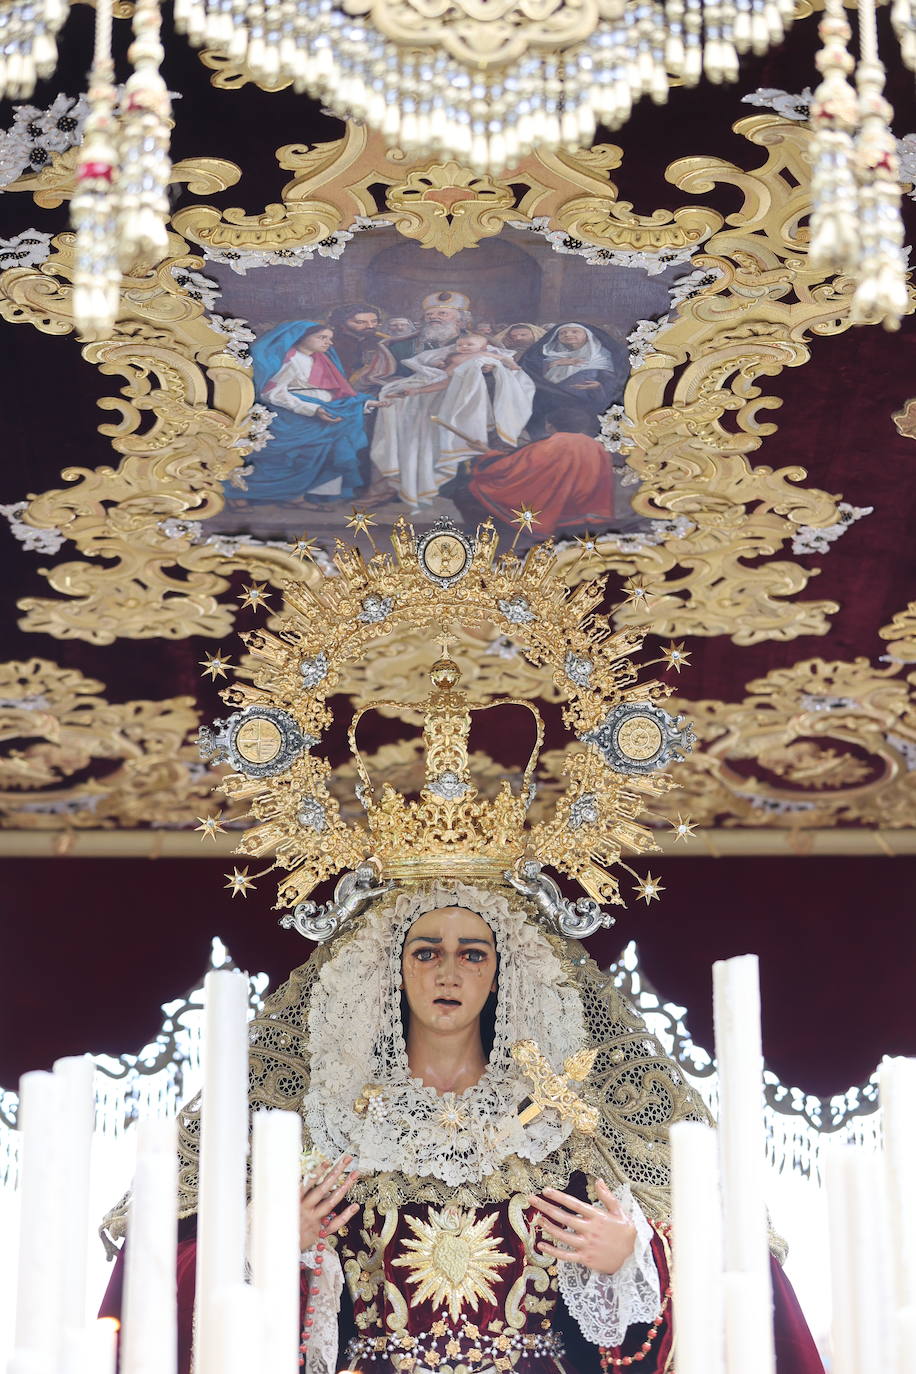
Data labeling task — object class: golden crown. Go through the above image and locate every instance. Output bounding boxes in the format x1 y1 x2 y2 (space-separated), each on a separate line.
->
199 517 694 917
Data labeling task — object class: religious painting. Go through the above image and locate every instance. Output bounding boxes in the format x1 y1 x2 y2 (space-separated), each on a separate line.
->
202 226 696 546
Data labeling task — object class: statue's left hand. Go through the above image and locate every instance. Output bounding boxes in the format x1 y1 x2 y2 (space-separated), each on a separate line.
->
529 1181 637 1275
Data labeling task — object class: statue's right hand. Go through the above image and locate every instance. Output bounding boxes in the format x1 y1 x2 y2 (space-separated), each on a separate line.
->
299 1153 360 1253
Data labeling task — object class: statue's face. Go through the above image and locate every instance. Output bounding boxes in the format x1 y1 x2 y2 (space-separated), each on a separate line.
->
401 907 497 1036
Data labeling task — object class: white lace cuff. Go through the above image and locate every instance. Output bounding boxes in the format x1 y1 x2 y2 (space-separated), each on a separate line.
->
302 1245 343 1374
556 1184 661 1347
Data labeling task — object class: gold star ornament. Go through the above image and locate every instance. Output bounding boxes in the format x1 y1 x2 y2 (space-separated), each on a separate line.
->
290 536 319 562
346 509 378 537
634 873 665 905
199 652 232 681
661 641 692 672
224 866 255 898
510 507 540 532
195 814 226 841
238 583 271 612
621 576 656 609
670 814 697 843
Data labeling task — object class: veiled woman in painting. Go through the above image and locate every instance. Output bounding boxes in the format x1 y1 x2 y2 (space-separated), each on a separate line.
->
521 324 629 436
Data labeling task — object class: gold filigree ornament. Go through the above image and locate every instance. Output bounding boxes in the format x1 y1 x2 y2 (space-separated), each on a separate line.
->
199 518 695 916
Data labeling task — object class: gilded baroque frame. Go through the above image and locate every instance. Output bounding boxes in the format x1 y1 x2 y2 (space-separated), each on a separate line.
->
0 114 897 655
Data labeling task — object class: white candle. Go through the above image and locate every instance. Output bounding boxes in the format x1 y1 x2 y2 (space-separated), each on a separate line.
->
894 1306 916 1374
669 1121 725 1374
712 955 774 1374
825 1144 892 1374
823 1146 856 1374
121 1117 178 1374
723 1271 774 1374
93 1317 120 1374
211 1285 264 1374
12 1070 65 1369
6 1354 52 1374
194 969 251 1374
879 1057 916 1311
52 1055 96 1335
60 1319 119 1374
250 1110 302 1374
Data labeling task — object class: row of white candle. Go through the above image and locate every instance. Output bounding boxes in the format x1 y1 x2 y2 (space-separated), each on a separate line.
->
8 968 304 1374
670 953 916 1374
8 1053 110 1374
9 958 916 1374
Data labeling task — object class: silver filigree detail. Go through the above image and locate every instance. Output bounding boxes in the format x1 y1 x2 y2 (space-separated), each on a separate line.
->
416 517 476 589
297 796 328 832
279 865 393 942
564 651 594 688
581 702 695 775
300 651 329 688
358 594 393 624
568 793 598 830
197 706 315 779
427 771 469 800
504 860 614 939
497 595 536 625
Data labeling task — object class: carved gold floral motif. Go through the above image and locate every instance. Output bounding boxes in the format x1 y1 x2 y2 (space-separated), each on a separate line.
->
880 603 916 664
892 396 916 441
384 163 517 256
0 115 903 651
0 658 232 829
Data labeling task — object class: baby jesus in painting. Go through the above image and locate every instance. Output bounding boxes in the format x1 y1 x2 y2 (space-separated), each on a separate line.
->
370 333 537 509
388 333 522 397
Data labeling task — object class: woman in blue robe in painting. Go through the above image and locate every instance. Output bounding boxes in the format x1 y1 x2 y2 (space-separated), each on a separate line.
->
237 320 370 504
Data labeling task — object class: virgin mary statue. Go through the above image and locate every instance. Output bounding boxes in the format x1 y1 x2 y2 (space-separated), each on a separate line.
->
100 522 823 1374
101 877 823 1374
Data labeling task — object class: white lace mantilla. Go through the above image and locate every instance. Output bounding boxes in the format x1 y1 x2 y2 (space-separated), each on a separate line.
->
303 884 588 1184
557 1185 661 1347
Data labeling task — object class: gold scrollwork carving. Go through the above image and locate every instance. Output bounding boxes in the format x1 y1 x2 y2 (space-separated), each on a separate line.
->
0 658 232 829
892 396 916 442
384 163 517 256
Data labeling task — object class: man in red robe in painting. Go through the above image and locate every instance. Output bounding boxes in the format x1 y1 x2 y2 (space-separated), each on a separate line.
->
463 406 617 538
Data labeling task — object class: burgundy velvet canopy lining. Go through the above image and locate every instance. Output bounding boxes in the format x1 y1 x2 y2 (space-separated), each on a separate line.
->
3 853 913 1097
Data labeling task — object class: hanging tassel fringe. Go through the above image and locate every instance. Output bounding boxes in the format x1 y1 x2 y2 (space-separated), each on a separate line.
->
851 0 909 327
116 0 172 269
71 0 121 337
70 0 173 337
809 0 909 329
0 0 69 101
